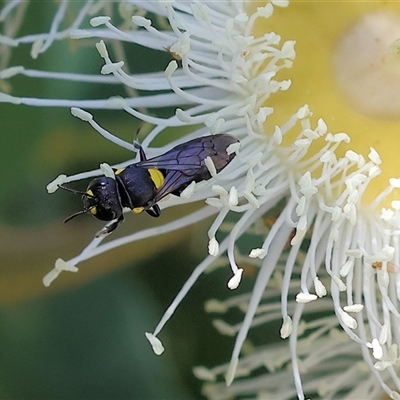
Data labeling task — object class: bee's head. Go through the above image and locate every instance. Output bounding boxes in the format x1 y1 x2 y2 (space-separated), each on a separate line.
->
59 177 122 223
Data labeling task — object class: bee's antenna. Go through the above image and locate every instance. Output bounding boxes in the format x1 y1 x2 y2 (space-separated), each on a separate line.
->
134 124 142 141
58 184 88 196
133 125 143 149
58 185 94 223
133 126 148 161
63 209 88 224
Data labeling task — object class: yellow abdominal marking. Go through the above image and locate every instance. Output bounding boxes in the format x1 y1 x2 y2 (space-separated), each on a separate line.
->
149 168 164 189
132 207 144 214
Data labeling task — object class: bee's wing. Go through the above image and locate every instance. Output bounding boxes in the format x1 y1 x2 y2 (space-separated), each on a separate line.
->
138 134 239 205
136 134 238 172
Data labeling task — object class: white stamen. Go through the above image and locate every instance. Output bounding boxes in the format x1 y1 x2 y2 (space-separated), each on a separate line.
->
31 38 44 59
225 357 239 386
131 16 152 27
213 319 236 336
175 109 192 123
95 40 108 58
205 156 217 177
374 361 393 371
165 60 178 79
100 163 115 179
296 293 317 303
191 3 210 22
343 304 364 313
0 66 24 79
340 260 354 277
243 191 260 208
256 4 273 18
211 185 228 197
296 196 307 216
180 181 196 198
90 16 110 27
368 147 382 164
325 132 350 143
331 206 342 222
345 249 362 258
204 299 228 313
47 174 67 193
145 333 165 355
381 208 395 222
249 248 267 259
368 165 381 178
297 104 310 119
208 237 219 256
340 311 357 329
0 92 21 104
389 178 400 188
388 344 398 361
101 61 124 74
345 149 362 163
226 142 241 155
170 32 190 57
69 29 92 39
227 269 243 290
228 186 238 207
379 324 389 345
371 338 383 360
314 277 327 297
205 197 224 209
71 107 93 121
332 275 347 291
210 118 225 135
193 366 215 382
392 200 400 210
43 259 78 287
280 316 292 339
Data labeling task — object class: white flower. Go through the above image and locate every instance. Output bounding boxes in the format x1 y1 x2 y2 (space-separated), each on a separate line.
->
2 1 400 399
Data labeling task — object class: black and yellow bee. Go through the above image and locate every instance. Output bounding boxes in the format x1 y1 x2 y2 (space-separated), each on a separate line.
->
59 134 239 235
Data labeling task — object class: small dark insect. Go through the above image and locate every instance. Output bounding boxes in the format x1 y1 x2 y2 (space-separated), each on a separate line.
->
59 134 239 236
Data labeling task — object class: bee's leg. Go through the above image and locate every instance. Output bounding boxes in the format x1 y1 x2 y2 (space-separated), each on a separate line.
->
95 214 125 237
146 204 161 217
133 140 147 161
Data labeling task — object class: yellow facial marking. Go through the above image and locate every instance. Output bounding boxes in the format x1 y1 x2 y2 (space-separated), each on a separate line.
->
132 207 144 214
115 168 125 175
149 168 164 189
89 206 97 215
85 190 96 214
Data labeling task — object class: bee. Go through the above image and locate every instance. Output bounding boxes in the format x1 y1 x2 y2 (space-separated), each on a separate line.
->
59 134 239 236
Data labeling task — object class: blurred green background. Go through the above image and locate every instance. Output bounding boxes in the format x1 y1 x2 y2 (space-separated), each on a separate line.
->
0 3 236 399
